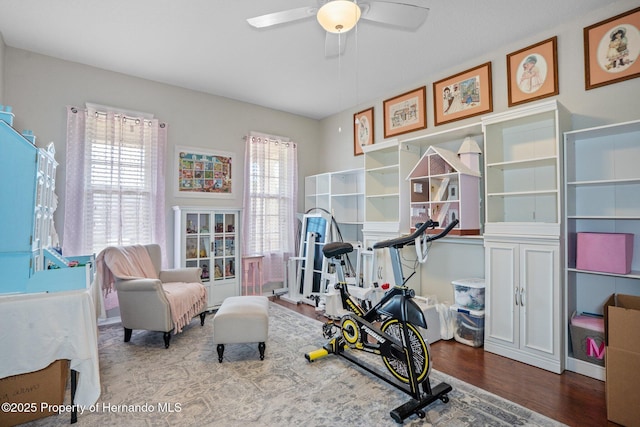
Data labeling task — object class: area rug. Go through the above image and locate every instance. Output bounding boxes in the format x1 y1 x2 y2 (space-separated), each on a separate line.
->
29 302 565 426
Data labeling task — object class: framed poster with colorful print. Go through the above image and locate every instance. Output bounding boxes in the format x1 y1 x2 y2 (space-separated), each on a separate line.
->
175 146 234 198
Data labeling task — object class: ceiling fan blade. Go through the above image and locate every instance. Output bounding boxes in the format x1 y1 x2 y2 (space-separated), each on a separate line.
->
361 1 429 30
325 32 348 58
247 6 317 28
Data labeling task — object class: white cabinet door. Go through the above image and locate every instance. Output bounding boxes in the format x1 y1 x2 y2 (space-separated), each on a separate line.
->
519 243 560 361
485 238 562 373
485 241 519 349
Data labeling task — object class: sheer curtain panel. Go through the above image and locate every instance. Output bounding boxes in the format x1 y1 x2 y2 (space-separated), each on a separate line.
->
242 132 298 284
63 105 167 262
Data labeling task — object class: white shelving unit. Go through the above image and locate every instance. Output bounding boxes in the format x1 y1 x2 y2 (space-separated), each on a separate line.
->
173 206 240 310
304 168 364 244
330 170 365 224
482 100 570 374
563 119 640 380
482 100 569 236
305 173 331 214
361 139 419 288
304 169 364 285
363 139 420 231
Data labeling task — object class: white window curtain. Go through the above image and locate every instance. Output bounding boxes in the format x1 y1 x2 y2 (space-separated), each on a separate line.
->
242 132 298 283
62 105 167 263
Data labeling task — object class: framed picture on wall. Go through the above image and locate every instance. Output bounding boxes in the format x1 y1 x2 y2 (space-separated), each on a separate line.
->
175 145 234 198
507 36 559 107
353 107 374 156
433 62 493 126
584 7 640 90
383 86 427 138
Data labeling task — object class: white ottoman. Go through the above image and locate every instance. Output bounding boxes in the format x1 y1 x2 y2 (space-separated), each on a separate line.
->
213 295 269 362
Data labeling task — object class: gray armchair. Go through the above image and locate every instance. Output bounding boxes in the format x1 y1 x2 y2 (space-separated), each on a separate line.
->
110 244 208 348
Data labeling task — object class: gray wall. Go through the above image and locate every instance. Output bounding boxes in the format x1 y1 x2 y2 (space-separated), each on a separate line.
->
3 0 640 303
317 0 640 304
318 0 640 174
3 48 322 265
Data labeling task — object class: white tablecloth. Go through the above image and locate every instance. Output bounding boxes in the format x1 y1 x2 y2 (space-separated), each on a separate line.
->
0 288 100 406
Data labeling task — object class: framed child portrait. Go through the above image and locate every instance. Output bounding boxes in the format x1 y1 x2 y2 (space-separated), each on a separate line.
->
584 7 640 90
507 36 559 107
353 107 374 156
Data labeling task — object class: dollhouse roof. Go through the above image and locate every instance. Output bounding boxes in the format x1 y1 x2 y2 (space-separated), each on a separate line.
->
407 145 481 179
458 137 482 155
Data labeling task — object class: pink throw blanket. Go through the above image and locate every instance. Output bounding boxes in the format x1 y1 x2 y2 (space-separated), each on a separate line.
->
97 245 159 286
96 245 206 333
162 282 207 333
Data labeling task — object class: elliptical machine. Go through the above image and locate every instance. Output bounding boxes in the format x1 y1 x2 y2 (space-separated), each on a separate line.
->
305 219 459 424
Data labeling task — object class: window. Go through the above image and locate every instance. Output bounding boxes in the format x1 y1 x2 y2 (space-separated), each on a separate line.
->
242 133 298 283
87 116 153 250
63 105 167 258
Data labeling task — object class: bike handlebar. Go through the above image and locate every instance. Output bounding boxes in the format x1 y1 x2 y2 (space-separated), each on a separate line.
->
372 218 460 250
425 218 459 242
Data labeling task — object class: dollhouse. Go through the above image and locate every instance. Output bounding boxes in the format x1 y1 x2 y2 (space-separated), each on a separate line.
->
406 137 482 235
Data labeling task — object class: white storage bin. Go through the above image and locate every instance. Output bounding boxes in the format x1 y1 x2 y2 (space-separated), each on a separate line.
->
413 296 441 344
452 278 485 310
450 304 485 347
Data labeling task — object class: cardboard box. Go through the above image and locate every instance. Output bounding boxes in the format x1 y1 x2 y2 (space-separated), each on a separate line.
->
604 294 640 427
569 312 605 366
0 360 69 427
576 232 634 274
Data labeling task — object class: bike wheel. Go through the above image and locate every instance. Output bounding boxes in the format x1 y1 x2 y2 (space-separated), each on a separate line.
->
380 319 430 384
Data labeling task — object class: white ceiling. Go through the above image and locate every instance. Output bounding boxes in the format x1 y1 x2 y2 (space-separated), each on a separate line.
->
0 0 612 120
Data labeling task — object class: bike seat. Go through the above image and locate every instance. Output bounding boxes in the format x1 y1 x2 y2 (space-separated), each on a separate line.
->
323 242 353 258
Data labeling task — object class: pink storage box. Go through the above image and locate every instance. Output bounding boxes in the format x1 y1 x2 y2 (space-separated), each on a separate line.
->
576 232 634 274
570 312 605 366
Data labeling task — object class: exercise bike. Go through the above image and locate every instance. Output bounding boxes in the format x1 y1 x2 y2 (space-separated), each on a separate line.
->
305 219 459 424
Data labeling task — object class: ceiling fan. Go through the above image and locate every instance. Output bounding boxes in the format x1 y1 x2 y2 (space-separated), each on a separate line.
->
246 0 429 57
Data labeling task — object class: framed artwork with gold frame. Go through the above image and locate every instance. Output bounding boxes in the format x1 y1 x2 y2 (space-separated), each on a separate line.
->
383 86 427 138
433 62 493 126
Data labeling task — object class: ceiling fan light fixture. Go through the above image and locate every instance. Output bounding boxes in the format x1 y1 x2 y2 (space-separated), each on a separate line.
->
317 0 361 34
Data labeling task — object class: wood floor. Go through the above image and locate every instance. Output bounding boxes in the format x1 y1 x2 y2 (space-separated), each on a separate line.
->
271 297 615 427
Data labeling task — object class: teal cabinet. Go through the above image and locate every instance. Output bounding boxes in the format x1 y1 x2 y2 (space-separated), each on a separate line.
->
0 120 92 294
